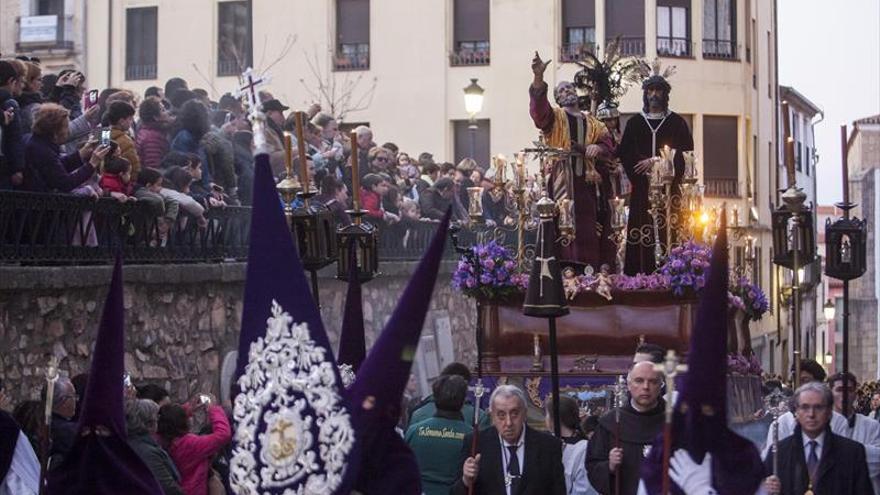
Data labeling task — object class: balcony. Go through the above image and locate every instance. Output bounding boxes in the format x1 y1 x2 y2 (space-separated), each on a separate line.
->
125 64 157 81
704 178 740 198
560 42 596 63
657 37 693 58
450 42 490 67
218 59 243 78
16 14 75 53
334 43 370 71
702 39 738 60
606 36 645 57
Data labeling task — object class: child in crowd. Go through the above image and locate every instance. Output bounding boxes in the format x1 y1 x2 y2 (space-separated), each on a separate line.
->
134 167 179 245
99 156 135 201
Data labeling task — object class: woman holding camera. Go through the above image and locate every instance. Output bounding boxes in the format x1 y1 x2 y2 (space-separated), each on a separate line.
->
23 103 109 193
157 395 231 495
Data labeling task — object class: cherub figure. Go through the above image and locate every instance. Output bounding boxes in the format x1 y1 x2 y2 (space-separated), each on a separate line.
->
596 264 613 301
563 266 579 300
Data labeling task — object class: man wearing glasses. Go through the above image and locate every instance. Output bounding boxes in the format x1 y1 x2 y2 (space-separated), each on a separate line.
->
764 382 873 494
41 376 77 470
587 361 665 495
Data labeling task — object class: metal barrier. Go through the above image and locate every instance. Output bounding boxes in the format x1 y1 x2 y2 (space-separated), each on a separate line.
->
1 191 536 265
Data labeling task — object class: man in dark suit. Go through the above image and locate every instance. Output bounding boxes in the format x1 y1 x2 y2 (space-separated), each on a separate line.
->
764 381 874 495
451 384 566 495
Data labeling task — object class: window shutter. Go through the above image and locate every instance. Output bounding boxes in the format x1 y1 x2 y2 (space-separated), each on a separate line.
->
337 0 370 45
563 0 595 29
703 116 738 179
454 0 490 43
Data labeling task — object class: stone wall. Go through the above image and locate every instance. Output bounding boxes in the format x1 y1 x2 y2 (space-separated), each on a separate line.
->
0 261 477 405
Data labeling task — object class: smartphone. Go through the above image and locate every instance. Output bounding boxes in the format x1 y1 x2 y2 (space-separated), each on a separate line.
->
211 184 224 193
199 394 211 405
84 89 98 110
123 372 132 388
101 129 111 146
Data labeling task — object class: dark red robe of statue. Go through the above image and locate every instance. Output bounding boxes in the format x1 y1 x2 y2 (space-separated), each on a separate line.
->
618 111 694 275
529 83 616 271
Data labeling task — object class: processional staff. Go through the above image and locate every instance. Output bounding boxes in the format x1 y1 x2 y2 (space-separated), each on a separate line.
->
654 350 687 495
38 355 59 495
614 374 626 495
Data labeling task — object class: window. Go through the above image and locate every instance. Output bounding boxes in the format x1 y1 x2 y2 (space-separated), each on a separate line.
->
745 1 752 62
453 120 491 170
451 0 490 66
805 146 810 175
218 2 252 77
703 116 739 198
657 1 690 57
561 0 595 62
125 7 158 81
703 0 736 59
336 0 370 71
606 0 645 56
37 0 64 15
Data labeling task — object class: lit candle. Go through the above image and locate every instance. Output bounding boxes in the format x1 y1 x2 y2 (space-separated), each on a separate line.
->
733 205 740 227
293 111 310 192
350 131 360 210
516 152 525 190
283 132 293 178
497 154 507 184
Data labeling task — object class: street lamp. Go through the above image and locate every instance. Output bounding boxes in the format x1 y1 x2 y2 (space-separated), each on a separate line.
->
823 299 836 322
463 78 485 159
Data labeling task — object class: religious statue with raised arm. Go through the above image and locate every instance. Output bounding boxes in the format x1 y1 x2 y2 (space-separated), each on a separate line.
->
618 61 694 275
529 52 616 271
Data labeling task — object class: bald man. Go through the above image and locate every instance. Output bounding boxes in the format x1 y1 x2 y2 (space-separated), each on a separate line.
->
588 361 665 495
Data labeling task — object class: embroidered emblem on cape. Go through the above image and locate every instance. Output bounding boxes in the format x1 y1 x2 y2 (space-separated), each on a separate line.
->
231 300 355 494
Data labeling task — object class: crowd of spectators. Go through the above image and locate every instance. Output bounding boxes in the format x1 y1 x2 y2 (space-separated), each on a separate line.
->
1 57 527 250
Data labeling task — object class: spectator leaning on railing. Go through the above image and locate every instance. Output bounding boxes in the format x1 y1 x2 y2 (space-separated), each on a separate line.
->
23 103 110 193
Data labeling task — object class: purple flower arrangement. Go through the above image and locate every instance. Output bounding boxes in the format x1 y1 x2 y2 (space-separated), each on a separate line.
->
659 241 713 296
611 273 671 291
452 241 528 300
730 276 770 321
728 352 764 376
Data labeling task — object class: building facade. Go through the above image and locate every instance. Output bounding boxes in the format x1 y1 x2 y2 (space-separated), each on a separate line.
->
1 0 87 72
84 0 784 367
846 114 880 380
764 85 822 377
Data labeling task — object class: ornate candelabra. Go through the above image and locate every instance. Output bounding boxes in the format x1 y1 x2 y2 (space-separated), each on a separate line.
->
648 159 667 266
610 196 627 273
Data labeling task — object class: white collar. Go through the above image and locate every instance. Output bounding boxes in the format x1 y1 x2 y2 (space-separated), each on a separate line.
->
501 426 526 448
802 430 826 450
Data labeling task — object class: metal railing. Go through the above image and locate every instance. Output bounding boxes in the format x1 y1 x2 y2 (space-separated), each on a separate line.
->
704 178 740 198
607 36 645 56
449 46 491 66
218 59 243 77
125 64 157 81
0 191 538 265
0 191 249 264
702 39 738 60
334 44 370 71
559 42 596 63
657 37 693 57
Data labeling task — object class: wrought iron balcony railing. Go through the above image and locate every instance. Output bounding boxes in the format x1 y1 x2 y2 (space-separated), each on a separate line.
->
559 42 596 63
704 178 740 198
657 37 693 58
334 44 370 71
702 39 738 60
606 36 645 56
